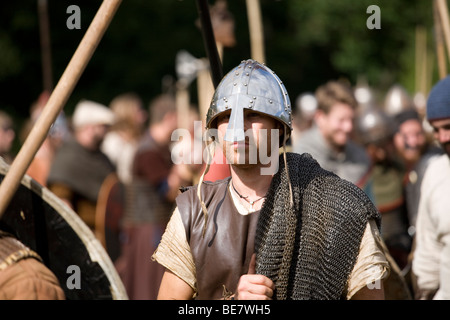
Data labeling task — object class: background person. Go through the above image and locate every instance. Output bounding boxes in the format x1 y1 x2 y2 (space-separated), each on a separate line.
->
292 80 372 196
47 100 116 231
412 75 450 300
0 110 16 164
114 94 199 300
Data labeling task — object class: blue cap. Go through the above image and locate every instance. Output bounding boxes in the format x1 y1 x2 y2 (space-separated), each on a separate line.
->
427 75 450 121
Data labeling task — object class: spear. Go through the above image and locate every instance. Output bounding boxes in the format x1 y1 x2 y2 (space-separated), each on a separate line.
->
195 0 223 89
436 0 450 68
37 0 53 92
434 0 448 78
0 0 122 218
246 0 265 63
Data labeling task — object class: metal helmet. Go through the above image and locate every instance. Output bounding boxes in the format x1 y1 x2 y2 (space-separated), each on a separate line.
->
295 92 317 119
355 106 396 146
384 84 415 117
206 59 292 145
354 82 376 113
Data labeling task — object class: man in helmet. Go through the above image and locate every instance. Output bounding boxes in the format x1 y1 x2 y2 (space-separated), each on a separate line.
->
152 60 389 300
355 107 412 272
412 75 450 300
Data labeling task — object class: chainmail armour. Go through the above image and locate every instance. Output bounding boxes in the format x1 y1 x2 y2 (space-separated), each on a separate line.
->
255 152 381 300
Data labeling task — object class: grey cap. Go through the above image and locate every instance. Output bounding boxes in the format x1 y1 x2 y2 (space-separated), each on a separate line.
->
427 75 450 121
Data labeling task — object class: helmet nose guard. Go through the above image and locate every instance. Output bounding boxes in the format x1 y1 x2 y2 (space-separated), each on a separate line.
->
206 59 292 144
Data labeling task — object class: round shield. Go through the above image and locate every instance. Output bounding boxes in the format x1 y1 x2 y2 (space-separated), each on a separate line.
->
0 158 128 300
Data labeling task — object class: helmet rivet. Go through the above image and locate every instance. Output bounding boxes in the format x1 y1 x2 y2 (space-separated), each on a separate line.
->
249 105 253 108
225 105 228 109
253 96 257 99
246 72 250 76
233 83 237 86
269 100 273 104
244 83 248 86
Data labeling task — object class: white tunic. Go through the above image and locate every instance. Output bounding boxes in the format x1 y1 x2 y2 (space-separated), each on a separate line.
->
413 154 450 299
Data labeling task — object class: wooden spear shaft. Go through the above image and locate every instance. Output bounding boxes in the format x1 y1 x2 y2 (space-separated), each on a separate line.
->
195 0 223 89
437 0 450 67
0 0 122 218
246 0 265 64
434 0 448 79
38 0 53 92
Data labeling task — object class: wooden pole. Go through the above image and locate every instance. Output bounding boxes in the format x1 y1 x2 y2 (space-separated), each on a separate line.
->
246 0 265 63
195 0 223 89
197 60 214 126
415 26 428 94
37 0 53 92
436 0 450 67
176 80 191 130
415 26 423 93
434 0 448 78
0 0 122 218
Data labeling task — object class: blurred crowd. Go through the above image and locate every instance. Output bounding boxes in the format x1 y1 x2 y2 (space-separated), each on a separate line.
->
290 79 447 300
0 74 448 300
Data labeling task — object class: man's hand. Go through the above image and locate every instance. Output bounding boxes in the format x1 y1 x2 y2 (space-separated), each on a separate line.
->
235 254 275 300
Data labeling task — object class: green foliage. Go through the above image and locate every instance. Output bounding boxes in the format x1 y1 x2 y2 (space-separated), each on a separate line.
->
282 0 435 96
0 0 439 127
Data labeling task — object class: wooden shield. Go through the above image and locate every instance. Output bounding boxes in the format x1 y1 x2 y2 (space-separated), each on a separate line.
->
95 173 125 263
0 158 128 300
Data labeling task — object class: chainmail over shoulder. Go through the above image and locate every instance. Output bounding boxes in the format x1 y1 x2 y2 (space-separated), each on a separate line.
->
255 152 380 300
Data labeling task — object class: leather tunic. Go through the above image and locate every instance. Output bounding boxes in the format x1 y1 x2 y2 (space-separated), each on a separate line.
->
176 177 259 300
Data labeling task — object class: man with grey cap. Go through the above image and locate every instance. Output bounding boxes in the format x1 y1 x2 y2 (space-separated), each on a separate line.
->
152 59 390 300
412 75 450 300
47 100 116 230
384 84 442 233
